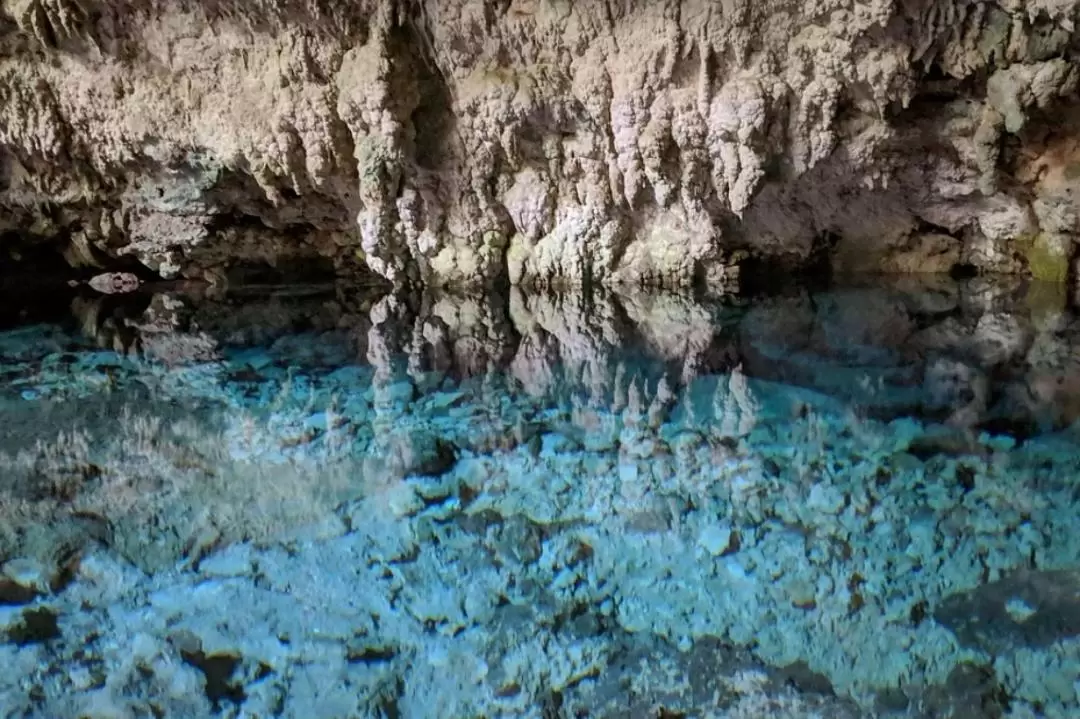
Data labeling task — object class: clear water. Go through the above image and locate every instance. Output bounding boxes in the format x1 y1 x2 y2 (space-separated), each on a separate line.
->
1 275 1079 718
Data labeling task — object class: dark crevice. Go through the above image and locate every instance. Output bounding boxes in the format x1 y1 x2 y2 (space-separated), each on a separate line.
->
220 258 339 286
346 645 397 663
741 231 838 294
0 229 147 321
669 42 701 90
808 230 840 280
737 256 830 297
201 210 274 237
6 607 61 646
949 262 979 280
0 579 40 606
1 231 75 291
913 218 963 239
402 5 453 173
180 649 246 709
371 676 404 719
898 60 989 118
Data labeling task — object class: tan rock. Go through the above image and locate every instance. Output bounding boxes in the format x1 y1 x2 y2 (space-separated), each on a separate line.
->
0 1 1078 288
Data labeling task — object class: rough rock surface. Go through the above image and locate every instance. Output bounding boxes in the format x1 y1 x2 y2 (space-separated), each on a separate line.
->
3 1 1080 289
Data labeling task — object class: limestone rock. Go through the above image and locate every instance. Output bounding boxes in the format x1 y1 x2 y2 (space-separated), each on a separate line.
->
1 1 1079 289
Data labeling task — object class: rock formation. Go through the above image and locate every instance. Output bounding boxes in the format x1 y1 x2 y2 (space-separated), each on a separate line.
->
2 0 1080 290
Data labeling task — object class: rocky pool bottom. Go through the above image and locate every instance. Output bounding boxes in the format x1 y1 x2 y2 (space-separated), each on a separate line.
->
1 274 1080 718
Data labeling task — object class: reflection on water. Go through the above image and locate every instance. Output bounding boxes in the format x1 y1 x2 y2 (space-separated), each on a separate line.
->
1 275 1080 717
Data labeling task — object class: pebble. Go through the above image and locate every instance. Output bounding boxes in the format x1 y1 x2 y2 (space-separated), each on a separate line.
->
198 546 255 578
2 558 53 595
1005 596 1037 622
807 483 846 514
699 524 735 556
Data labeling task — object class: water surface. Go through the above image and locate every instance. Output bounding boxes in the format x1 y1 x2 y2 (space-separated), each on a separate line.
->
1 275 1079 718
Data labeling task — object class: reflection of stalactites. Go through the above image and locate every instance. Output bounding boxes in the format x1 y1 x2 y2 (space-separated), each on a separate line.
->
611 362 629 414
647 376 675 430
128 294 223 366
618 377 649 469
511 337 558 398
585 362 606 409
409 288 519 383
623 376 645 427
682 330 740 388
408 304 448 384
509 287 629 404
510 287 737 410
674 381 701 429
367 293 418 415
613 286 740 394
69 295 141 356
71 295 102 341
714 364 758 438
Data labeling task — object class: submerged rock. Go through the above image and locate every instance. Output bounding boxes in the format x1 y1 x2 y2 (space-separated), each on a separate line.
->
1 278 1080 716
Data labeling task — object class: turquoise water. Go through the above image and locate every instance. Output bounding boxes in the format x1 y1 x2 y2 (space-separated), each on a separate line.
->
1 276 1079 718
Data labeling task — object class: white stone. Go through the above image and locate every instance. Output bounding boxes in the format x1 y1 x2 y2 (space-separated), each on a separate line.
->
806 483 846 514
2 558 52 594
384 483 425 518
1005 596 1037 622
699 524 734 556
199 545 254 578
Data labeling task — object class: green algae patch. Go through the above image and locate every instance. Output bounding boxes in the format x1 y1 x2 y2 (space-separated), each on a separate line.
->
481 229 508 250
1025 280 1069 328
1015 233 1070 283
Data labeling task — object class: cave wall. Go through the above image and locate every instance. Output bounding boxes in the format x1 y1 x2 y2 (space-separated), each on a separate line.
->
1 0 1080 289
